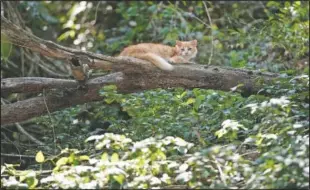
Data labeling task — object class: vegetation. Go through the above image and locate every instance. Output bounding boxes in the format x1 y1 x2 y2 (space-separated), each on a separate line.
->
1 1 309 189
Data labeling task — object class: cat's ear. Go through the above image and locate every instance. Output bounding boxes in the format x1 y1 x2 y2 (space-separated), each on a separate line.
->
191 40 197 46
176 40 182 46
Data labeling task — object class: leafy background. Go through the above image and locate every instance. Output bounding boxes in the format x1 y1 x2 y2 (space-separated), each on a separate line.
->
1 1 309 189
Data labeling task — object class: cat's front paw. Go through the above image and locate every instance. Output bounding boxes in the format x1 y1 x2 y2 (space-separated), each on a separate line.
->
187 61 196 64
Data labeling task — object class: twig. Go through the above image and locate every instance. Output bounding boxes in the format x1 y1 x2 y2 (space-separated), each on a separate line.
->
24 52 70 78
162 185 188 189
1 131 22 162
27 57 35 76
235 141 246 153
21 48 25 77
211 155 227 186
42 89 57 154
5 59 19 69
193 127 206 146
167 2 211 28
1 153 35 159
43 56 70 74
37 62 69 78
163 3 189 33
240 150 260 157
92 1 101 25
1 1 4 17
188 12 211 28
202 1 214 65
15 123 45 146
1 141 41 147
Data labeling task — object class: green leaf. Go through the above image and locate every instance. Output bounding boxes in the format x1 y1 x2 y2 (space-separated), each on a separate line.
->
35 151 45 163
101 152 109 161
111 153 119 162
57 30 72 42
180 91 187 98
105 98 115 104
148 5 157 12
28 178 38 188
194 96 204 111
1 165 5 175
19 175 27 183
186 98 195 105
79 155 89 161
103 85 117 92
55 157 68 167
113 174 125 185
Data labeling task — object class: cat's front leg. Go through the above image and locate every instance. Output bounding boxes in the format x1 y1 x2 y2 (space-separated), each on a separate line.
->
169 56 188 64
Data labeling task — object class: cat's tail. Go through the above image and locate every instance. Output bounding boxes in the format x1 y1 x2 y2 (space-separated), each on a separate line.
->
127 53 174 71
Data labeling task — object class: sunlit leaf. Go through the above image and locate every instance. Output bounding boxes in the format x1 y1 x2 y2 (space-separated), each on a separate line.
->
79 155 89 161
111 153 119 162
113 174 125 185
101 152 109 161
186 98 195 105
55 157 68 167
35 151 45 163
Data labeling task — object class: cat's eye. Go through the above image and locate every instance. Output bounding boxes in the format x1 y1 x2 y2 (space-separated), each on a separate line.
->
181 48 185 51
188 48 192 50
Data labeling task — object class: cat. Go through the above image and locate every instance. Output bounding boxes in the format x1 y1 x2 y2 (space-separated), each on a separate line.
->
119 40 198 71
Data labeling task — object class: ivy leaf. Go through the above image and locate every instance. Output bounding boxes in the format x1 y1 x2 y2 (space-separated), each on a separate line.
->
186 98 195 105
103 85 117 92
111 153 119 162
55 157 68 167
113 174 125 185
79 155 89 161
27 177 38 188
101 152 109 161
35 151 45 163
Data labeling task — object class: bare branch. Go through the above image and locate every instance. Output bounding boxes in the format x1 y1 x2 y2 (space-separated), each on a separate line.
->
15 123 45 146
1 15 117 63
1 153 35 159
202 1 214 65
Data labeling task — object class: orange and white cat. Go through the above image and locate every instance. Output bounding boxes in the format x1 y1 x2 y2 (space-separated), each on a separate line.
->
119 40 198 71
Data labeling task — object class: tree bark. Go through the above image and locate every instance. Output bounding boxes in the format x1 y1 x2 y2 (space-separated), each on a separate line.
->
1 15 279 125
1 73 124 126
1 65 276 126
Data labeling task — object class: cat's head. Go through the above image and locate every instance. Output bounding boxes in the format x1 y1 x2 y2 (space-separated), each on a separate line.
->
175 40 198 59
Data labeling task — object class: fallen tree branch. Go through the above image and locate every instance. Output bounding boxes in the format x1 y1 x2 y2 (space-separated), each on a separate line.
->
1 15 280 125
1 65 277 126
2 65 277 94
1 77 79 95
1 73 124 126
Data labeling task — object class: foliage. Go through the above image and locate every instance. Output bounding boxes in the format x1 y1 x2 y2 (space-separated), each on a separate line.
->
1 1 309 189
2 74 309 189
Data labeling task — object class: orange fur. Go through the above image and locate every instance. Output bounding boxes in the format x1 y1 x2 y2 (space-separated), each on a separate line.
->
119 40 198 71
